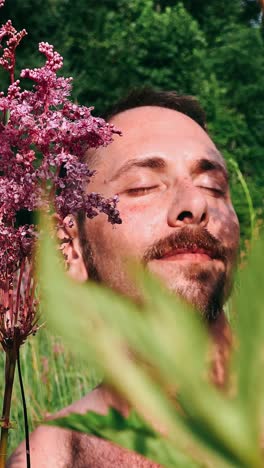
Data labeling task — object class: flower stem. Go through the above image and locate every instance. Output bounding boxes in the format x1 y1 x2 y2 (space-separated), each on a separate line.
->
0 346 17 468
228 158 256 241
17 348 31 468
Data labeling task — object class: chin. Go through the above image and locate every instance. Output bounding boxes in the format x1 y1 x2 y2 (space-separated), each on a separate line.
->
152 263 226 322
178 285 224 321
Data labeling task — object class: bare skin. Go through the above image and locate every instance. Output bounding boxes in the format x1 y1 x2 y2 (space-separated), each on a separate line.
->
7 385 162 467
8 106 239 467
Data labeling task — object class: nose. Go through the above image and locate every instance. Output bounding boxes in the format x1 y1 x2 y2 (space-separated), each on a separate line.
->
167 185 209 228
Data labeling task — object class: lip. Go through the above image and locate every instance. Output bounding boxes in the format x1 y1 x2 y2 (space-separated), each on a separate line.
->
160 248 214 262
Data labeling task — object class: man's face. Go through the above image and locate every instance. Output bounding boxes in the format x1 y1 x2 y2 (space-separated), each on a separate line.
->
79 106 239 320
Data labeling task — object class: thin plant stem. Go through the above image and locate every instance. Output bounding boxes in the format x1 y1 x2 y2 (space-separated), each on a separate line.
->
228 158 256 241
17 349 31 468
0 347 17 468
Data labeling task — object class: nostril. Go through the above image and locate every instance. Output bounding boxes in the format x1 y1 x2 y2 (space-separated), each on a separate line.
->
177 210 193 221
201 212 207 223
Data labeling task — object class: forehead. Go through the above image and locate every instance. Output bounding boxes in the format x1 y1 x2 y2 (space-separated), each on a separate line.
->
89 106 225 174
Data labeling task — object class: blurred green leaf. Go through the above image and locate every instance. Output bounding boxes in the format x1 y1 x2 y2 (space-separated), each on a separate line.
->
232 237 264 426
37 218 218 466
38 215 264 468
49 408 201 468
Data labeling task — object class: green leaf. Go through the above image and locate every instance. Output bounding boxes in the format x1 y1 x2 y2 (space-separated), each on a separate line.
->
116 264 261 468
37 216 214 466
232 237 264 427
49 408 202 468
38 215 263 468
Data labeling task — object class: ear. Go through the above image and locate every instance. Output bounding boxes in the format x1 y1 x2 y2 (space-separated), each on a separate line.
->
56 215 88 282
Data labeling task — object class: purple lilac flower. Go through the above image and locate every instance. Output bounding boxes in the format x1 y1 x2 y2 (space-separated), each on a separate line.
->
0 15 122 347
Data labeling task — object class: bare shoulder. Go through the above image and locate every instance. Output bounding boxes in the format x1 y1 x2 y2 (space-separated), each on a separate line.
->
7 386 161 467
6 424 71 468
53 385 110 418
7 387 105 468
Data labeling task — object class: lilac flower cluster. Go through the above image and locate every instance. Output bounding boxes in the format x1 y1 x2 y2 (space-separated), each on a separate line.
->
0 41 121 223
0 4 121 348
0 20 27 83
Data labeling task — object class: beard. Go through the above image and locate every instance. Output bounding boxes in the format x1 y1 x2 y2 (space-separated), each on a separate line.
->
143 226 234 322
154 261 227 322
79 224 235 322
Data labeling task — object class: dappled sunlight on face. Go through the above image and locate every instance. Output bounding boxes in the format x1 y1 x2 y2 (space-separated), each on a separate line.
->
80 106 240 320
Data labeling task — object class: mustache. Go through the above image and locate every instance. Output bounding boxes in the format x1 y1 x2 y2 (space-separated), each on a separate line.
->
143 226 228 264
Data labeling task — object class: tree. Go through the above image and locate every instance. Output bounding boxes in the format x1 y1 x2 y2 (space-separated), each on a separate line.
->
57 0 208 111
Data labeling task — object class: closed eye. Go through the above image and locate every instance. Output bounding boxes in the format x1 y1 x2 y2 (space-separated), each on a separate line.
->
199 186 225 197
125 185 159 196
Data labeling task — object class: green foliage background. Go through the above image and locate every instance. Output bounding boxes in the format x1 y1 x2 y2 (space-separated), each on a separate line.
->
0 0 263 240
0 328 100 454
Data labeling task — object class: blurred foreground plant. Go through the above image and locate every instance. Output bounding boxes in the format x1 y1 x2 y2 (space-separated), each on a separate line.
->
39 216 264 468
0 1 121 465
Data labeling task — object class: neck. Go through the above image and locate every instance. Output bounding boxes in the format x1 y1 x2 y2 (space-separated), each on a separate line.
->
100 311 232 421
96 312 231 446
208 311 232 387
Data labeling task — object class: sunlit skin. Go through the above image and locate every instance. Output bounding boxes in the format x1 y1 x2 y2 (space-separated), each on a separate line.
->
8 106 240 468
77 106 239 319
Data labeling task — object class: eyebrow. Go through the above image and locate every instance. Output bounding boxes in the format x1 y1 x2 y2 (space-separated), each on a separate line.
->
191 157 229 183
109 152 228 183
109 156 167 182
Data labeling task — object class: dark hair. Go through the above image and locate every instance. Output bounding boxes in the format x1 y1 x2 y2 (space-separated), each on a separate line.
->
101 87 207 131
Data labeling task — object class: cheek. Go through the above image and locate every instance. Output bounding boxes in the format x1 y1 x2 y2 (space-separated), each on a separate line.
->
209 204 240 248
119 201 167 240
88 201 166 258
